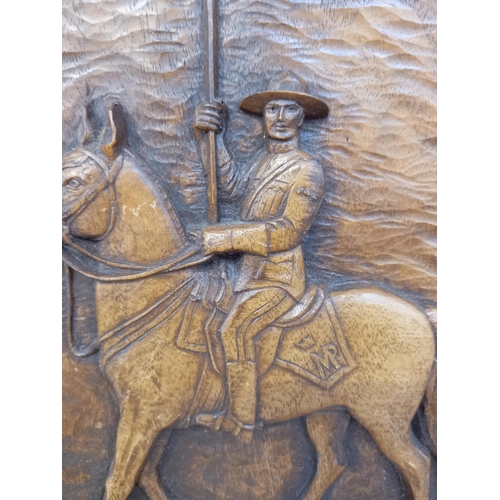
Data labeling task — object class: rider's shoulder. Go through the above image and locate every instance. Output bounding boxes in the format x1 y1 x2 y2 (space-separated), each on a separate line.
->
294 149 324 173
294 148 320 164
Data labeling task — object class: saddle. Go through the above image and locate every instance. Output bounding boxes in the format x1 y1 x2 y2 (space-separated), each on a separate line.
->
176 277 356 426
276 285 325 327
175 279 325 376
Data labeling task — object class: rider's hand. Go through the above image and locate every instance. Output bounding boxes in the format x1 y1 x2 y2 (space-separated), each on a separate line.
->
201 226 233 255
194 101 227 140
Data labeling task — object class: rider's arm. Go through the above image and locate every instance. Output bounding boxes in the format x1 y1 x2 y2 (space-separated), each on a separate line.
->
202 161 325 256
194 101 247 202
265 161 325 252
217 140 245 202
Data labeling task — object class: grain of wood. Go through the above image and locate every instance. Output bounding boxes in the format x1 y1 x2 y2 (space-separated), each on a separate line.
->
62 1 436 499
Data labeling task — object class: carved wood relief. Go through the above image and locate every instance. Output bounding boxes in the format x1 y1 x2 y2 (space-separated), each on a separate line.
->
62 1 436 499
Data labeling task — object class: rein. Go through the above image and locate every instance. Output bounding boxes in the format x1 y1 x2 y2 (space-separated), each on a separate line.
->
62 239 212 282
64 263 100 357
63 247 210 357
62 147 213 356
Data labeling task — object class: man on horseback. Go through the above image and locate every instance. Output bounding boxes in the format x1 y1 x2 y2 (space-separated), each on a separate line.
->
193 72 328 441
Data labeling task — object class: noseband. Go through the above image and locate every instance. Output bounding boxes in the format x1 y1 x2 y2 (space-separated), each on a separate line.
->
62 148 122 239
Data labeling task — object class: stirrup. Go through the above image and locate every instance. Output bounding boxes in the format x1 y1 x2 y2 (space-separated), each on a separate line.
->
194 412 225 430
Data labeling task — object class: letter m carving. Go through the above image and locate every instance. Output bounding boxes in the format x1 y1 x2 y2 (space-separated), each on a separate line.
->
310 343 344 380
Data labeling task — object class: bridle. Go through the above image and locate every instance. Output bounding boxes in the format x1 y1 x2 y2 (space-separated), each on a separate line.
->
62 147 212 281
62 147 122 241
62 146 212 357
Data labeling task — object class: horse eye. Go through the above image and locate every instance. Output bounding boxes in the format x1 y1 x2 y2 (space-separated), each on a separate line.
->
66 178 83 189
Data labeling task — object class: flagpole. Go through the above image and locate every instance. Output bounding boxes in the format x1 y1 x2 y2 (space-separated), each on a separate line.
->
203 0 219 223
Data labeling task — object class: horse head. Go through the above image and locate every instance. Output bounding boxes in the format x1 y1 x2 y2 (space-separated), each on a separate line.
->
62 104 125 240
63 104 203 358
62 104 189 265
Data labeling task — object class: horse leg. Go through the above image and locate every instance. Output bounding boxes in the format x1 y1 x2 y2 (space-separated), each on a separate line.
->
104 398 173 500
359 415 430 500
138 429 172 500
302 410 350 500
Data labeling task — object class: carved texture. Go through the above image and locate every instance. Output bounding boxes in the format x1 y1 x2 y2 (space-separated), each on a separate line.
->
62 0 436 303
63 1 436 498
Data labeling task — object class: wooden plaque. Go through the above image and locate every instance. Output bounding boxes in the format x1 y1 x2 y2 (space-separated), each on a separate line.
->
62 1 436 499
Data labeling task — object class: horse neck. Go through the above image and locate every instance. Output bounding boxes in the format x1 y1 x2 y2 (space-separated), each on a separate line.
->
98 151 187 265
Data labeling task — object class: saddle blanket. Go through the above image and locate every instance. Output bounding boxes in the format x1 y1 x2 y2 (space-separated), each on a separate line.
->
274 294 357 389
176 285 357 390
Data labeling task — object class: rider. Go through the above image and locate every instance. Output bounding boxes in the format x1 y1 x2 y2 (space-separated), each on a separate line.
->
193 72 328 441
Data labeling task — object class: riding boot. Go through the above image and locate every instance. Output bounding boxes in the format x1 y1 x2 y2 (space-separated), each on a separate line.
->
224 361 257 442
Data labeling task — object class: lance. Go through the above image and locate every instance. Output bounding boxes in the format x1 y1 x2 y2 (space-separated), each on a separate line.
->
203 0 219 223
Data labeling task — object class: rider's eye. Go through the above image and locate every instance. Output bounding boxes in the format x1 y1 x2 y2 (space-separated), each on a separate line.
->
66 178 83 190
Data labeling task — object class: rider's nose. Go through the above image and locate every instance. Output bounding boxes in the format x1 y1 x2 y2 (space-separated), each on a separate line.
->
277 107 285 121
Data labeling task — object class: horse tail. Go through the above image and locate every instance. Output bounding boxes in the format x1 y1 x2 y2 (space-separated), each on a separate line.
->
63 263 100 357
423 306 437 456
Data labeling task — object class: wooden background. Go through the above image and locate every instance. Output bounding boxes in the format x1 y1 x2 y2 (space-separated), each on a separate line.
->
62 0 436 498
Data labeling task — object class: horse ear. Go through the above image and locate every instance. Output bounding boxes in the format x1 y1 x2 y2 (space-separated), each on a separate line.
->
78 108 94 145
101 103 126 159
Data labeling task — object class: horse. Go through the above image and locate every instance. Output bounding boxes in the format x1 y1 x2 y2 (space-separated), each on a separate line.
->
62 104 436 500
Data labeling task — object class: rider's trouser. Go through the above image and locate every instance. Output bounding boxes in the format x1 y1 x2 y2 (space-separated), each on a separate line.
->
220 287 295 431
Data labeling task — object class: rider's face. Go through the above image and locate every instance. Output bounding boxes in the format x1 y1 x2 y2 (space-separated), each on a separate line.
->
263 100 304 141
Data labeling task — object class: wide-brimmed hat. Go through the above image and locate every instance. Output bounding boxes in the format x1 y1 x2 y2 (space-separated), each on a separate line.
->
240 71 329 119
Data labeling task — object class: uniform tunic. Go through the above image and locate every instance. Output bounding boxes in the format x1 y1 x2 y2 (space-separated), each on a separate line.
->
202 137 325 361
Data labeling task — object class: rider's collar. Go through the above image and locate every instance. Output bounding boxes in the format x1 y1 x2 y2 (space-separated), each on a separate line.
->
267 136 298 154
